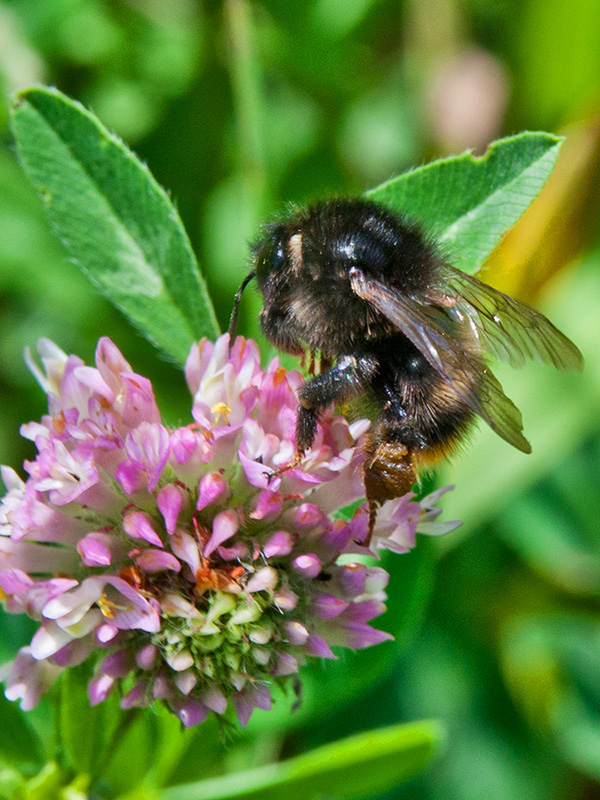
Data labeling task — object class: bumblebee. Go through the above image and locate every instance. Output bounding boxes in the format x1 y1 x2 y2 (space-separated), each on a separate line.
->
229 198 583 539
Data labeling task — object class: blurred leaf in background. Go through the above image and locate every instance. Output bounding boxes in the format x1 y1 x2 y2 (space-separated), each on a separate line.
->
1 0 600 798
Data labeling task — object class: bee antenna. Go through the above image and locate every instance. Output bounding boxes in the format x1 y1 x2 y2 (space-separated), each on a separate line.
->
228 270 256 345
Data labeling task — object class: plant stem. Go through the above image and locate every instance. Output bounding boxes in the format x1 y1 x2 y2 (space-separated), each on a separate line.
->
224 0 270 221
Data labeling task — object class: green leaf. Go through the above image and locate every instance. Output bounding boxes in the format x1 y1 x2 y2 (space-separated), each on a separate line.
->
152 711 227 788
367 132 563 274
58 664 121 776
59 665 158 794
10 86 219 366
102 712 158 796
159 719 443 800
0 694 43 766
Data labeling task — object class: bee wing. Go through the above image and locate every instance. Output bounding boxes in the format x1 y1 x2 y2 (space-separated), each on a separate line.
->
433 267 583 371
349 267 532 453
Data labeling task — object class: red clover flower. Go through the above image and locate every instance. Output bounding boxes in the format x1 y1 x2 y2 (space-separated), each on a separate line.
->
0 334 459 727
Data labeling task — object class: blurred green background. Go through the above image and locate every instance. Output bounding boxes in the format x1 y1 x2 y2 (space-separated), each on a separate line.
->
1 0 600 798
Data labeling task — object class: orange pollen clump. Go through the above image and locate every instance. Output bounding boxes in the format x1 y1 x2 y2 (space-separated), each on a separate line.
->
119 565 143 590
52 411 67 434
272 367 287 386
195 559 246 595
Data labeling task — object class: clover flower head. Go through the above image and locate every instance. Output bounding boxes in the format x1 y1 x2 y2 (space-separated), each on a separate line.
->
0 334 459 727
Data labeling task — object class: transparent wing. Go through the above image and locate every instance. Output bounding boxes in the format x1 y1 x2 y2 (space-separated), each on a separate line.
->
349 267 531 453
435 267 583 371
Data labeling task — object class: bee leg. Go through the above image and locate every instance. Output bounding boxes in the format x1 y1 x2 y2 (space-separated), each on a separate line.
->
362 433 417 545
271 354 378 481
296 406 320 457
296 354 379 455
266 407 317 481
367 500 378 544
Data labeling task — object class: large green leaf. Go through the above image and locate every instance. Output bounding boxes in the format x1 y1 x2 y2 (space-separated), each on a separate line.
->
160 719 443 800
10 87 219 366
367 132 563 274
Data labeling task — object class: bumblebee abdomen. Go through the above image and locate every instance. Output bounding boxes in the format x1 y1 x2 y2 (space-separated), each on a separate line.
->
371 334 475 462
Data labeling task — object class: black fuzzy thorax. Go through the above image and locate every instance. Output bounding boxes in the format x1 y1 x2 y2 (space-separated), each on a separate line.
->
298 199 438 293
255 198 442 356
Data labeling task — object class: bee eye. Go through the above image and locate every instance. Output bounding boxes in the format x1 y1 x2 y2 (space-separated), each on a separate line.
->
273 244 285 267
256 238 286 281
